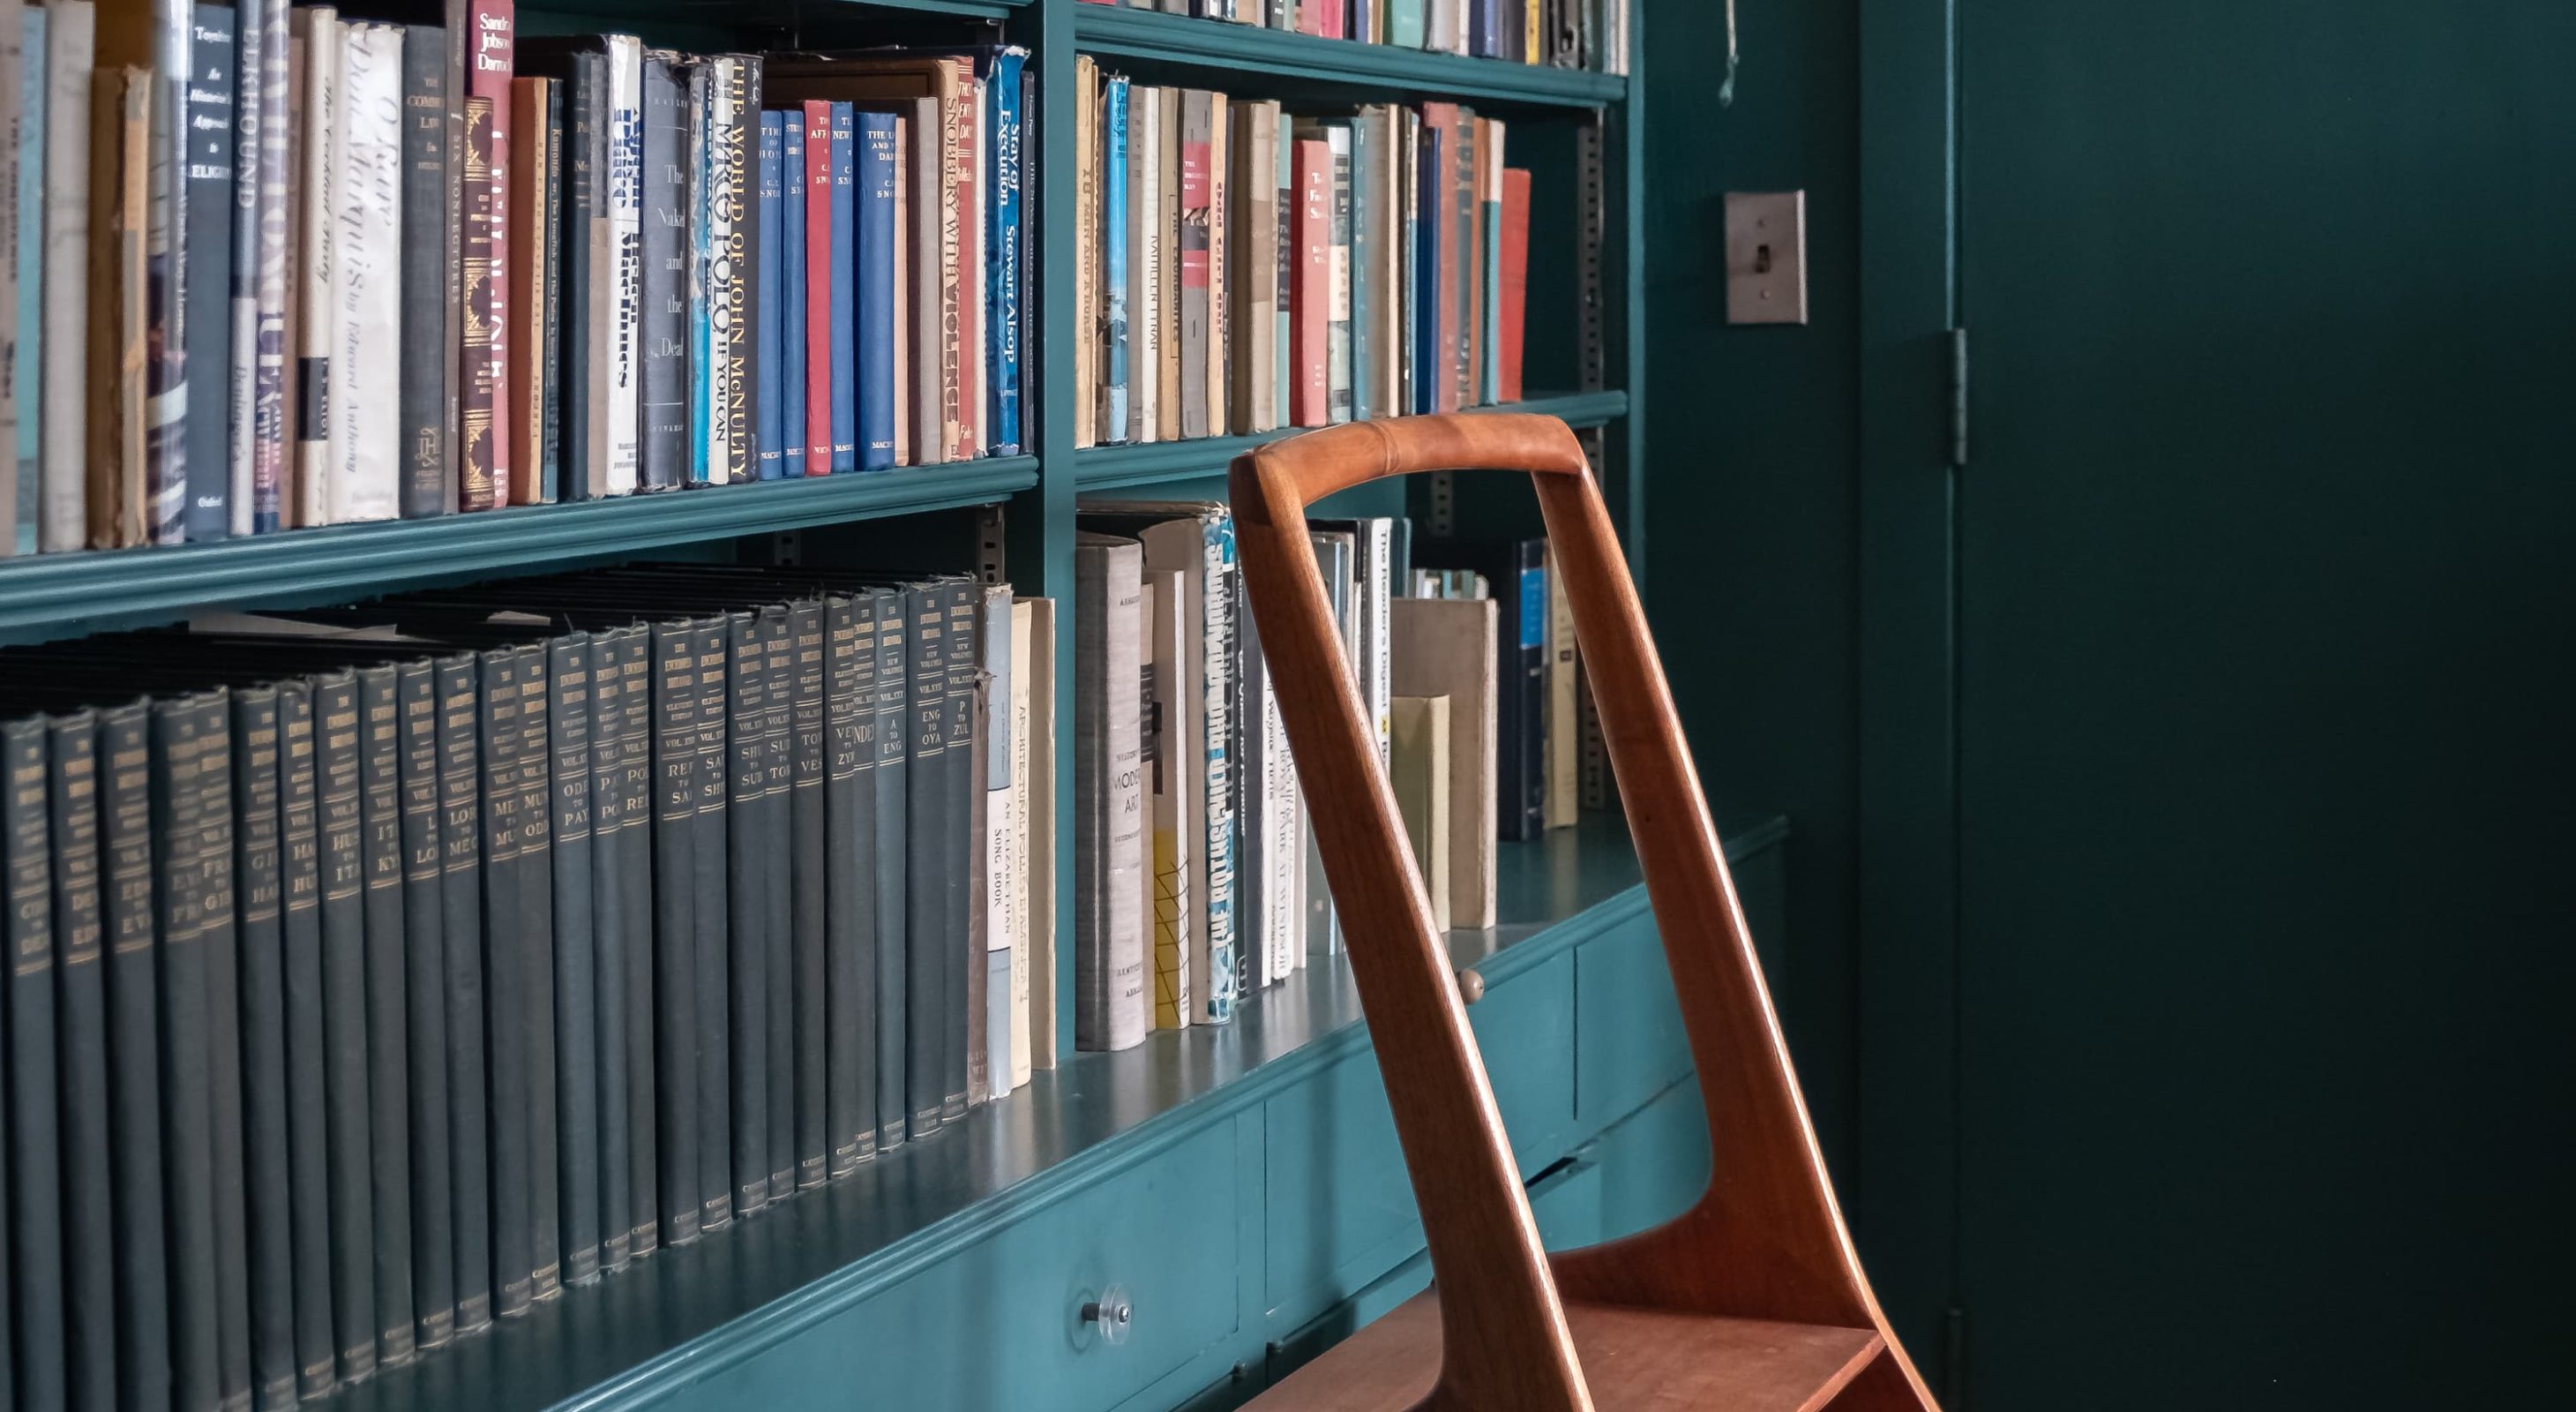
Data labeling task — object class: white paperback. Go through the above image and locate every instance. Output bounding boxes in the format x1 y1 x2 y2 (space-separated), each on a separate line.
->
328 20 401 525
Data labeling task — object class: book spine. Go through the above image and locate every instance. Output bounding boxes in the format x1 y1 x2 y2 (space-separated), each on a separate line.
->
648 622 700 1243
334 23 404 525
689 619 732 1230
716 56 755 484
857 113 897 470
756 114 784 480
356 668 415 1364
614 632 656 1256
246 0 286 529
1349 114 1372 422
942 583 978 1117
294 11 339 530
431 657 491 1333
185 4 237 542
586 628 632 1272
310 674 378 1377
901 587 944 1137
49 712 120 1412
36 9 87 550
1273 119 1293 426
822 596 868 1170
143 12 189 546
723 614 769 1215
1075 58 1096 450
1228 101 1269 433
758 609 795 1198
205 695 250 1404
1479 124 1501 403
1127 86 1155 444
779 116 806 479
1499 540 1546 840
683 63 709 485
798 102 828 473
468 0 511 509
1326 125 1352 424
473 650 530 1318
1499 165 1528 404
512 646 558 1303
827 104 856 473
603 38 641 496
4 719 64 1404
395 662 454 1349
553 49 598 500
980 587 1016 1097
986 51 1024 456
153 696 222 1408
99 702 173 1408
1292 139 1329 427
505 76 549 503
276 681 339 1386
400 27 452 518
952 69 983 462
1192 519 1239 1023
796 601 842 1180
637 56 685 490
1075 539 1148 1050
1204 93 1227 439
1452 116 1476 410
1179 92 1209 440
548 635 599 1282
900 103 938 462
539 83 564 500
1153 86 1175 444
866 589 907 1154
1102 76 1128 442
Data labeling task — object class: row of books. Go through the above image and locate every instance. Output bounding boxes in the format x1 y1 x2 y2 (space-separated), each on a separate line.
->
1078 0 1630 74
1071 66 1534 451
0 564 1059 1409
0 11 1034 557
1068 504 1581 1048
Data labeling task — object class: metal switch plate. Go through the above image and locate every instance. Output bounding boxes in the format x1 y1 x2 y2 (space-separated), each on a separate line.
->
1725 191 1808 325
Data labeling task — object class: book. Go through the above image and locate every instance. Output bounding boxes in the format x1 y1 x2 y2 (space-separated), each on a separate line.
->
604 35 642 497
827 102 855 473
1544 545 1576 829
49 710 119 1412
1499 165 1529 403
1007 598 1041 1083
39 3 93 551
356 666 416 1360
899 584 943 1136
1178 90 1211 440
1073 532 1148 1052
711 56 757 486
1022 597 1060 1067
1203 92 1227 440
1101 75 1128 444
1154 86 1178 444
89 66 152 549
985 49 1024 456
756 114 783 479
1389 694 1452 930
797 101 827 472
396 660 455 1348
507 74 553 503
289 11 341 530
3 718 64 1404
1291 138 1329 427
183 4 236 542
332 21 403 525
1141 569 1194 1027
636 53 685 491
401 26 453 518
778 110 805 479
857 110 896 469
1389 596 1496 928
1074 57 1097 448
1228 100 1277 435
1127 83 1157 444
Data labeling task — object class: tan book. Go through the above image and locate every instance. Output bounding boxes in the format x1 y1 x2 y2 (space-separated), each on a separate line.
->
1142 569 1194 1028
1390 597 1497 929
1157 85 1181 444
86 66 149 549
1074 57 1097 450
506 75 551 504
1229 101 1277 434
1391 694 1453 933
1007 598 1038 1084
1022 597 1060 1069
1545 546 1579 829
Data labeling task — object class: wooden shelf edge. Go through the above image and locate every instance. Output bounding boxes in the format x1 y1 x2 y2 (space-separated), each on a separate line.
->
1073 4 1626 110
1073 391 1631 492
0 459 1039 642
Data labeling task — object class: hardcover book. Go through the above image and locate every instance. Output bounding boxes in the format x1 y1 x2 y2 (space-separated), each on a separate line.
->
1073 533 1148 1052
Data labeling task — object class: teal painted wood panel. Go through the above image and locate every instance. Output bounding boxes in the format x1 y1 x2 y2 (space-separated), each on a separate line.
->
1574 914 1688 1125
1591 1077 1710 1244
1073 5 1622 110
656 1119 1242 1412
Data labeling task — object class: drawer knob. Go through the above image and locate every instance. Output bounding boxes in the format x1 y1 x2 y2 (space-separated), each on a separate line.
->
1081 1286 1134 1347
1456 968 1486 1005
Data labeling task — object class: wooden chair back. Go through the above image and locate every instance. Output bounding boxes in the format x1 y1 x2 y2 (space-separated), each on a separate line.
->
1230 414 1937 1411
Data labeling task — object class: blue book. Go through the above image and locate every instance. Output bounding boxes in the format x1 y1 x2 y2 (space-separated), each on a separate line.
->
13 7 41 553
756 113 786 480
1414 122 1442 415
1389 0 1426 49
855 113 895 471
1103 77 1129 443
827 103 857 474
781 114 807 479
982 49 1024 458
182 4 236 542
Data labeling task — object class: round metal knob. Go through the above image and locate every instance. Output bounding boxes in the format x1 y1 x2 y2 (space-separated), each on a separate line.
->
1081 1285 1134 1347
1456 968 1486 1005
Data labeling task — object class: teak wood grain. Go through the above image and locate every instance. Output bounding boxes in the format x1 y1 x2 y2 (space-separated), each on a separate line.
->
1230 415 1939 1412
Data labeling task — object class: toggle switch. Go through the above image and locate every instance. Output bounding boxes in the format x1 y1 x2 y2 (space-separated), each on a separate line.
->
1725 191 1808 326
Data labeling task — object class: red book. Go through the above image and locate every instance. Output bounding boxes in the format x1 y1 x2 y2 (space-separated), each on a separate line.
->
803 101 834 473
1420 103 1462 415
1292 139 1331 429
1304 1 1337 38
951 69 983 462
1498 167 1530 405
465 0 514 510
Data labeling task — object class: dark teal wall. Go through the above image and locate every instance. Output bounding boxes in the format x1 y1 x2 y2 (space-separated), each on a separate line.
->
1639 0 1864 1174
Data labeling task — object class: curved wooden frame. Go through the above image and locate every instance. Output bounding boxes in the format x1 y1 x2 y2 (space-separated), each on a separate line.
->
1231 415 1938 1411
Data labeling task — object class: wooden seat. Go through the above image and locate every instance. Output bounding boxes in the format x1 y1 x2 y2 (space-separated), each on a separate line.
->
1229 415 1940 1412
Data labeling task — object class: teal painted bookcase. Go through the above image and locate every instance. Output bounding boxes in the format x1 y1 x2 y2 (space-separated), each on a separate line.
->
0 3 1678 1408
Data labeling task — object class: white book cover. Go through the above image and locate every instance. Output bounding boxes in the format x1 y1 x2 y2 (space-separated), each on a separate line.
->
1075 533 1149 1052
1372 107 1404 419
1262 634 1302 978
4 4 29 557
604 34 643 495
1007 598 1038 1085
982 584 1017 1098
1143 568 1194 1029
701 56 738 483
38 0 93 552
1127 86 1159 445
326 21 400 524
1021 597 1060 1069
292 7 337 527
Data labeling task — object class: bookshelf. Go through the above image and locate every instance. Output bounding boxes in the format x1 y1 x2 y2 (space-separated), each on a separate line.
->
0 1 1655 1408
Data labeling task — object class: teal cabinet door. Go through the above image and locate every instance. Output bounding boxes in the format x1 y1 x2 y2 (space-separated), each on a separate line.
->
655 1120 1245 1412
1262 952 1576 1332
1573 913 1689 1127
1592 1077 1711 1244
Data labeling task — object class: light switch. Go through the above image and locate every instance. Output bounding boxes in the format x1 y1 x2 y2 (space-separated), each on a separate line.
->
1725 191 1808 326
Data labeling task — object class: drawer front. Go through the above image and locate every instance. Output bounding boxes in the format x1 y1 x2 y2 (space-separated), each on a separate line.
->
1574 910 1690 1126
1594 1076 1712 1244
1262 952 1576 1326
660 1119 1245 1412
